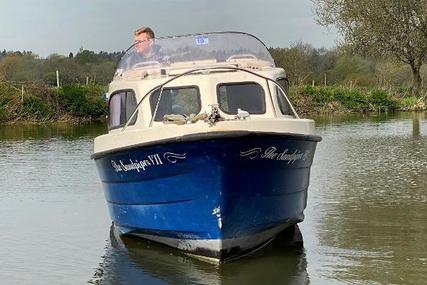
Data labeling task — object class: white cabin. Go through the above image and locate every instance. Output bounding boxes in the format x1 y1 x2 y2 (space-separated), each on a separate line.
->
94 32 316 155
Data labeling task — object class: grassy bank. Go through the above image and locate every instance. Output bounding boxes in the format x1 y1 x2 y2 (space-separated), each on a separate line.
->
289 85 426 115
0 81 426 123
0 81 107 123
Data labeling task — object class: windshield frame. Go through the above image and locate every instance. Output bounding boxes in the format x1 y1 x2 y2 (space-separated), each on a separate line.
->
115 31 276 76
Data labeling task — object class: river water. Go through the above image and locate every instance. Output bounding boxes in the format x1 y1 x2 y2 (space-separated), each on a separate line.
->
0 112 426 285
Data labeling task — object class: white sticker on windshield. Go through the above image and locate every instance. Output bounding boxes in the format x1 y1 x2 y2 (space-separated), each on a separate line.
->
195 35 209 46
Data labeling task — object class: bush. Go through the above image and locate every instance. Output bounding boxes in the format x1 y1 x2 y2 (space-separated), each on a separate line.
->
369 89 399 111
0 82 19 121
0 106 8 121
301 85 334 103
58 84 87 116
86 95 108 118
334 88 367 110
58 84 107 118
301 85 369 110
293 85 414 113
399 96 425 111
22 95 54 119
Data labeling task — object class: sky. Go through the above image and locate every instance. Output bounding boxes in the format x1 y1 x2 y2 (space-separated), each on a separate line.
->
0 0 338 57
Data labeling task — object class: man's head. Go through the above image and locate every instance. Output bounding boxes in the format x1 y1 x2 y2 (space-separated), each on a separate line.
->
134 26 155 55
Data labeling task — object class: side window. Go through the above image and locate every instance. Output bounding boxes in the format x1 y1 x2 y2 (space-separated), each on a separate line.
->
217 82 265 114
276 78 293 116
150 86 201 121
108 90 137 129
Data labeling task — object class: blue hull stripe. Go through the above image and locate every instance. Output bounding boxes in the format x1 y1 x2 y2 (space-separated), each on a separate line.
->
95 133 318 241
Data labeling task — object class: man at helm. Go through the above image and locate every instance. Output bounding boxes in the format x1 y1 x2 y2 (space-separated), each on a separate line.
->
134 26 156 59
123 26 162 70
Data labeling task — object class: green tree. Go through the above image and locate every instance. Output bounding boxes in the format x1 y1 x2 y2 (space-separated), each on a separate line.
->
75 49 100 64
329 55 375 86
270 43 312 85
0 52 47 83
314 0 427 97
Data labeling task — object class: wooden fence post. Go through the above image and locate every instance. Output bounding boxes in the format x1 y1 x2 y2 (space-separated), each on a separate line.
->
21 85 24 104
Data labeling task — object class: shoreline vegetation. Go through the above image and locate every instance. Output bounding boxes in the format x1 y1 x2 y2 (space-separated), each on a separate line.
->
0 81 425 124
0 47 426 123
290 85 426 116
0 81 107 124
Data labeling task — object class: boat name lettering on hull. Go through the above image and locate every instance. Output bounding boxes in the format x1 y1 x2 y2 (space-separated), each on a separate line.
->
111 152 186 173
240 146 310 164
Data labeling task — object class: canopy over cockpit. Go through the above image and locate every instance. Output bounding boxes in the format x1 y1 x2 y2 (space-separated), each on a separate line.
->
115 32 275 77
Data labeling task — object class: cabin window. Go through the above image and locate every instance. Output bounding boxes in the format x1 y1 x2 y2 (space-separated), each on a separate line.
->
217 82 265 114
276 78 293 116
150 86 201 121
108 90 137 129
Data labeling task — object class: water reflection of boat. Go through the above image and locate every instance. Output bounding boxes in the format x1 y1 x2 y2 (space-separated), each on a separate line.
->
92 32 321 262
88 225 309 285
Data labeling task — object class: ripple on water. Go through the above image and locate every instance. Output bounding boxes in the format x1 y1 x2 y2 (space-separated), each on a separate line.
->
307 113 427 285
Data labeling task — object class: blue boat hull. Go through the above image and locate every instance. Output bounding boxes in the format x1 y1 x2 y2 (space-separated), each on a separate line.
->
94 131 320 260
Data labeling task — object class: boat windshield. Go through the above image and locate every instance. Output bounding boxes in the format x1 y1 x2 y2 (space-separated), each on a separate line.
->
116 32 275 74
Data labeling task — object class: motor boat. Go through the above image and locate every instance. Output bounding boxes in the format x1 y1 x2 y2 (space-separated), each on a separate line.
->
92 32 321 262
